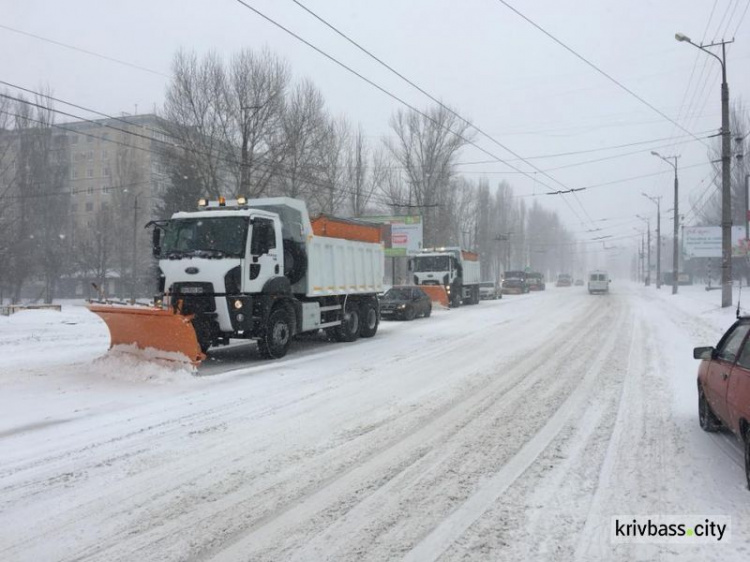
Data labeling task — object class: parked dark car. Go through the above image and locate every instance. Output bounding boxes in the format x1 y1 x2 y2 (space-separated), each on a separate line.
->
556 273 572 287
380 286 432 320
693 318 750 489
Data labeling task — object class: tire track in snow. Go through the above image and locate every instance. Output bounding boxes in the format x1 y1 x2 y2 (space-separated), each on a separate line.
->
400 300 632 562
202 298 625 561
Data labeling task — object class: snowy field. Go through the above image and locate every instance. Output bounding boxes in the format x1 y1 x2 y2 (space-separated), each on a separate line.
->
1 283 749 561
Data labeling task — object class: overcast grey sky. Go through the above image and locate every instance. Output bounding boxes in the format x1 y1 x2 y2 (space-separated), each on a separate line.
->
2 0 749 265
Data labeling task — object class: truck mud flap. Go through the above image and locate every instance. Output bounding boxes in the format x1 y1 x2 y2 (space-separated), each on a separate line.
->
419 286 449 309
88 304 206 367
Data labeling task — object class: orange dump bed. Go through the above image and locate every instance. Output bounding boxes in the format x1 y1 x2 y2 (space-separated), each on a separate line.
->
311 215 383 244
461 250 479 261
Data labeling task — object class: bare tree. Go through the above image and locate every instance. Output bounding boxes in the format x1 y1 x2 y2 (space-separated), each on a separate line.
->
275 80 329 202
385 104 473 245
228 48 289 197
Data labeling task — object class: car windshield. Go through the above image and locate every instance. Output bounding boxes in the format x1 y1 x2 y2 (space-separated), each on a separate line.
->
160 217 248 258
412 256 450 272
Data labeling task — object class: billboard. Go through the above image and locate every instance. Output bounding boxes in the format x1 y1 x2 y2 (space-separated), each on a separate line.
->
683 226 748 258
364 215 423 257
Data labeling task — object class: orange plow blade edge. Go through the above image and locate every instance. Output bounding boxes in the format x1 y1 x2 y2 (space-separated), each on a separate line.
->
88 304 206 366
419 285 449 309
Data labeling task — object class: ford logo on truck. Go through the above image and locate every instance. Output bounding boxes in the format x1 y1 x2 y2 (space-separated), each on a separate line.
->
185 267 199 274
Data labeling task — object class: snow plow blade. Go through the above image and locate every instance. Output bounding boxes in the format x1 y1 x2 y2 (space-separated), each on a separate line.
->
88 304 206 366
419 285 449 309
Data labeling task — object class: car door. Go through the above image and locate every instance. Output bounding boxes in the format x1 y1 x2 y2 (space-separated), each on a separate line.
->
705 322 750 424
727 332 750 435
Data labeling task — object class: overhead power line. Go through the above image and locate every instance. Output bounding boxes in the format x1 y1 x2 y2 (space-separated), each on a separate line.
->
231 0 594 227
493 0 711 149
0 23 168 78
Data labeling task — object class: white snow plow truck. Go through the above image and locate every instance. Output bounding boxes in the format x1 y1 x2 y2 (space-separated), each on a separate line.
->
89 197 384 366
408 247 481 308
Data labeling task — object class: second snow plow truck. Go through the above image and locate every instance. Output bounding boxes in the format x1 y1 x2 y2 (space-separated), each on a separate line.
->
408 247 481 308
89 197 384 366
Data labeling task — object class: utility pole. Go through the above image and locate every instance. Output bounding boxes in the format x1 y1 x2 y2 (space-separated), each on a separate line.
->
652 152 680 294
642 195 662 288
676 33 734 307
131 192 142 303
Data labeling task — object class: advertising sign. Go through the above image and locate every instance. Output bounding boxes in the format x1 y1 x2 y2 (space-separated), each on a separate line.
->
683 226 748 258
364 215 423 257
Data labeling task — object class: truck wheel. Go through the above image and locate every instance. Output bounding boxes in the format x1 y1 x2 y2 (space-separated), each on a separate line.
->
359 300 379 338
450 291 461 308
423 305 432 318
404 306 416 321
745 430 750 490
698 387 721 432
335 302 361 342
258 307 292 359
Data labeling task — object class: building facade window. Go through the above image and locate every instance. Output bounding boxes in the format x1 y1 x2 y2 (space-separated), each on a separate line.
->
86 168 94 178
103 167 111 177
87 150 94 161
71 168 78 180
85 202 93 212
87 185 94 195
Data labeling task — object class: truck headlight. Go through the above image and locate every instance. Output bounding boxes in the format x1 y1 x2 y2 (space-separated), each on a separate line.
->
397 304 406 310
233 299 243 310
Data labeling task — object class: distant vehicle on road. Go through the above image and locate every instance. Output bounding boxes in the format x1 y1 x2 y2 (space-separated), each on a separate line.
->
574 278 584 286
588 271 610 294
693 318 750 489
555 274 572 287
527 272 545 291
502 271 528 294
478 281 501 300
380 286 432 320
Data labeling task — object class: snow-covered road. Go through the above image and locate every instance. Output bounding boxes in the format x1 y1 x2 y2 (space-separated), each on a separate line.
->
1 285 749 561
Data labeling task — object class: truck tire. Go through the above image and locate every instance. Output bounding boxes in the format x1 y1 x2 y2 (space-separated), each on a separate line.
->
745 431 750 490
334 301 361 342
257 307 292 359
359 299 379 338
423 304 432 318
698 387 721 432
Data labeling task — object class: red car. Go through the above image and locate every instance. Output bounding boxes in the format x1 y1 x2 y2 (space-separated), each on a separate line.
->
694 318 750 488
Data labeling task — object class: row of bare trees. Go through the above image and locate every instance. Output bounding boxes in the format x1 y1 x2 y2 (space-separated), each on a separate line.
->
0 92 70 303
0 46 577 302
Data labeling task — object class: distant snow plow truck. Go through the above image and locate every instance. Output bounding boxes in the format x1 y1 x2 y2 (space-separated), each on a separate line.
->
409 247 481 308
89 197 384 366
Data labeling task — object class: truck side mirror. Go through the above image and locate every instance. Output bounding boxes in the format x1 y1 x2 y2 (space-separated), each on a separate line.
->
152 228 162 258
408 260 412 272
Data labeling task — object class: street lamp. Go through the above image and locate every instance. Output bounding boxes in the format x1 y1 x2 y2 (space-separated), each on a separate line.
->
636 214 651 286
642 194 662 288
652 151 681 294
676 32 734 307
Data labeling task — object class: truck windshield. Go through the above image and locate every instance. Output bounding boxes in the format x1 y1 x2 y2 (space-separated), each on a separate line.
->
159 217 248 259
412 256 450 272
